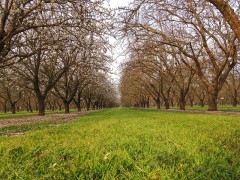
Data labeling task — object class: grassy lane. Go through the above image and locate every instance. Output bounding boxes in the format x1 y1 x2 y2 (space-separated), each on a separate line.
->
0 108 239 179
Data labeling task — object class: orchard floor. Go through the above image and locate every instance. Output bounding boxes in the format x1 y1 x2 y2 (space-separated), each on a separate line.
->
0 108 239 179
0 110 98 136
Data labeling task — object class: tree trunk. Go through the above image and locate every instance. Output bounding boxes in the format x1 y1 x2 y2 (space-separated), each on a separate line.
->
3 103 7 113
171 98 174 107
87 103 90 111
200 99 205 107
179 100 186 110
164 99 170 109
64 101 70 114
190 99 194 107
86 98 91 111
232 97 238 107
38 97 46 116
155 98 160 109
11 103 16 114
179 90 186 110
207 91 218 111
74 92 82 112
76 102 81 112
76 103 81 111
29 105 33 113
59 105 62 111
146 99 150 108
96 102 99 109
232 89 238 107
35 101 38 111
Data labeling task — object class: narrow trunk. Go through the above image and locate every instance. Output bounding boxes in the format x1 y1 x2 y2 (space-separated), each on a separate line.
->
164 99 170 109
146 99 150 108
59 105 62 111
28 98 32 112
232 90 238 107
232 98 238 107
75 102 81 112
171 99 174 107
77 103 81 112
190 99 194 107
74 92 82 112
155 98 160 109
29 105 33 113
11 103 16 114
95 102 99 109
38 97 45 116
86 98 91 111
87 104 90 111
35 103 38 111
3 104 7 113
200 99 204 107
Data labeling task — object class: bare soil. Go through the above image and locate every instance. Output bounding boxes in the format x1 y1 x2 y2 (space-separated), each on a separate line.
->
0 111 97 127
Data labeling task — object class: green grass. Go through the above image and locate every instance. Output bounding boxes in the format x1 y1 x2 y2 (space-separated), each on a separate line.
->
0 108 239 179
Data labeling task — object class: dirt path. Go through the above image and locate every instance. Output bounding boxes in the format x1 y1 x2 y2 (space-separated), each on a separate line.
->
0 111 97 127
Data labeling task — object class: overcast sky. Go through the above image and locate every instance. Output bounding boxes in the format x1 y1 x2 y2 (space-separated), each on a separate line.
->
108 0 131 84
109 0 131 8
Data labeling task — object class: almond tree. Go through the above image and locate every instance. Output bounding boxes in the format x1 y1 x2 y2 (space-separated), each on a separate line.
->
14 28 70 116
52 49 80 114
